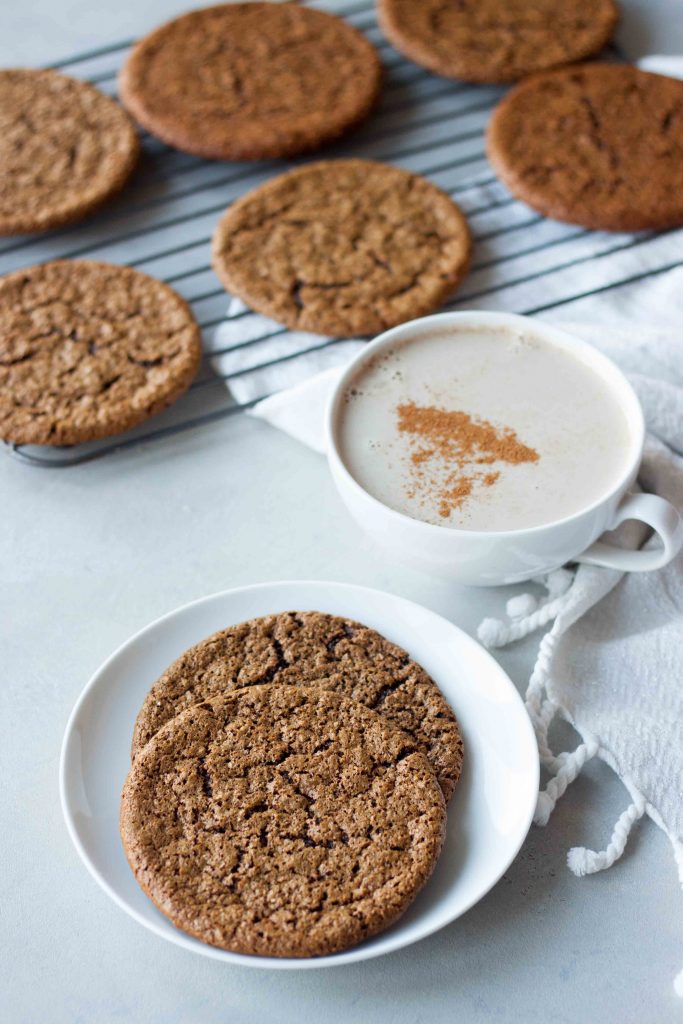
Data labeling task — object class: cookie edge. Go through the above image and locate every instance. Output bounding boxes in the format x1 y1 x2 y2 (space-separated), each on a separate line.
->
210 159 472 337
0 259 202 446
118 3 383 160
0 70 139 237
486 62 683 231
377 0 620 84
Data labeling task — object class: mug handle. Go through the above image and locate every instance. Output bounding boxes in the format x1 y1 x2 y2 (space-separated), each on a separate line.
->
576 492 683 572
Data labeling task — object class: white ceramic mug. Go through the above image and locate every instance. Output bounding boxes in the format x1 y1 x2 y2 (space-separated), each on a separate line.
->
326 312 683 586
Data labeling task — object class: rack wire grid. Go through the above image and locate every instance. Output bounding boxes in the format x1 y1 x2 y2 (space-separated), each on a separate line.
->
3 0 682 467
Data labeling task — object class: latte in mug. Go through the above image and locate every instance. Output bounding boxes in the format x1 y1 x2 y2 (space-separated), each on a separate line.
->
337 325 635 532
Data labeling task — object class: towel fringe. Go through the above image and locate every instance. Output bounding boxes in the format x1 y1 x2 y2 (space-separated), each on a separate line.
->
478 592 568 648
567 791 646 876
534 737 599 826
477 569 575 649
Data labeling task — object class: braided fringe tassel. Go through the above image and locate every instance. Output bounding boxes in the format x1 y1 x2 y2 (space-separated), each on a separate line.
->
567 789 646 875
477 569 596 826
477 568 574 649
535 736 599 826
518 583 599 826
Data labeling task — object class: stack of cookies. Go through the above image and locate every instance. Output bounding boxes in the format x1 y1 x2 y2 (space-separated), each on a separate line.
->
120 611 464 957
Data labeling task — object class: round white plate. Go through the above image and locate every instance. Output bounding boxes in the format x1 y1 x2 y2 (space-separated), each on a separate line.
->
60 581 539 969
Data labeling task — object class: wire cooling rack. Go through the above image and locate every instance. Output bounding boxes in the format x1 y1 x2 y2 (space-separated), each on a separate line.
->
4 0 682 467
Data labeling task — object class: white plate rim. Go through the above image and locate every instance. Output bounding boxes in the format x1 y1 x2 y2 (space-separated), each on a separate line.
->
60 580 539 969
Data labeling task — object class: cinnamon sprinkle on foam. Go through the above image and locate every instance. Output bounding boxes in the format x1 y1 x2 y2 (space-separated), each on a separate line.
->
396 401 539 519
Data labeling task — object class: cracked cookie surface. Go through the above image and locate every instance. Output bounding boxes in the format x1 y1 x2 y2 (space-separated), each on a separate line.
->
378 0 618 84
121 685 446 957
487 63 683 231
211 160 471 337
132 611 464 801
0 260 202 445
119 3 381 160
0 69 139 236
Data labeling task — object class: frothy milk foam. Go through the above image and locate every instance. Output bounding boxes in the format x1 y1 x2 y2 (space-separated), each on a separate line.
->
337 326 634 532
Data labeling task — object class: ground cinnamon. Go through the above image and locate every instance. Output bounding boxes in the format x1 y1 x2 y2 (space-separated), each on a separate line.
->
396 401 539 519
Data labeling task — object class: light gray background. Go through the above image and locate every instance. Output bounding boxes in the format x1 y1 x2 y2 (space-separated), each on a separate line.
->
2 3 683 1023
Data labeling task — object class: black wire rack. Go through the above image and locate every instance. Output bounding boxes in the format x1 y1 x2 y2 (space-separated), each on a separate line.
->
4 0 682 467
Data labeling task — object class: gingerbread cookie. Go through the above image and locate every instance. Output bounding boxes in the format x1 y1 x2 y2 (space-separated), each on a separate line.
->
487 63 683 231
0 69 139 236
121 685 446 957
119 3 382 160
0 260 201 445
211 160 471 337
377 0 619 84
131 611 464 802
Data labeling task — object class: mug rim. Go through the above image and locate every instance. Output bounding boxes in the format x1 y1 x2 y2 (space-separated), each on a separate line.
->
326 310 646 541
